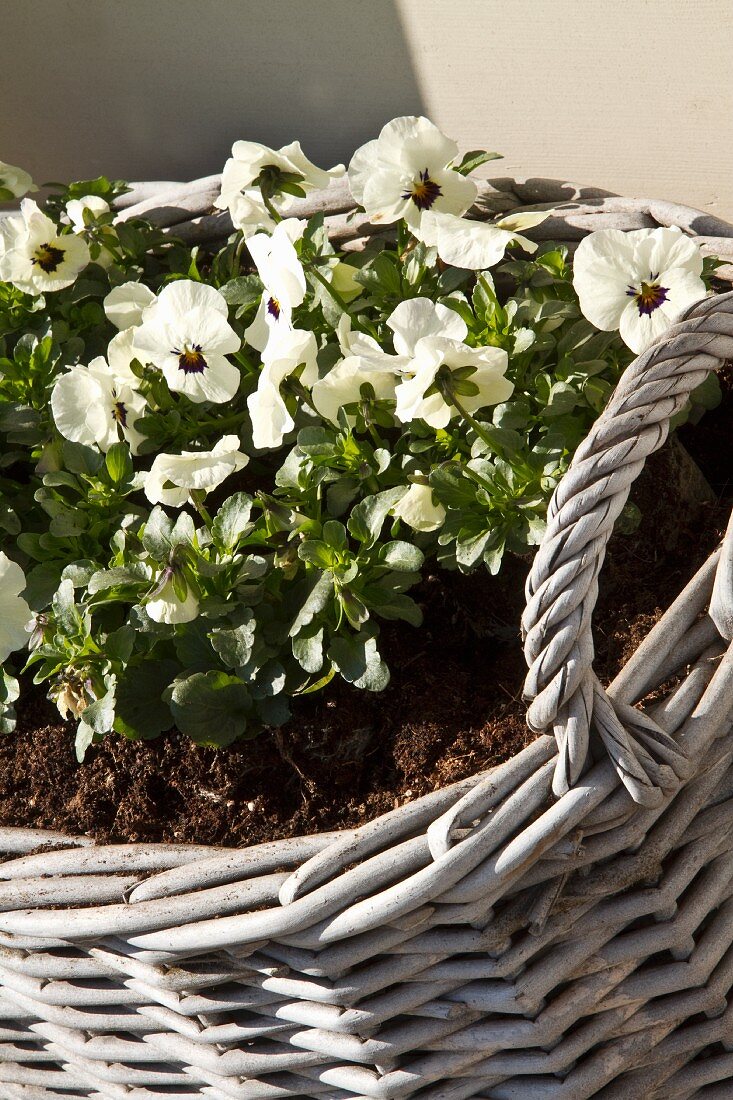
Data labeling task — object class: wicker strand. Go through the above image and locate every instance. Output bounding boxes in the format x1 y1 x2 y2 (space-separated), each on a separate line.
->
522 292 733 803
112 174 733 283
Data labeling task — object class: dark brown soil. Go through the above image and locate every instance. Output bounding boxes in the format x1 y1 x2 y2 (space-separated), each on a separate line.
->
3 375 732 846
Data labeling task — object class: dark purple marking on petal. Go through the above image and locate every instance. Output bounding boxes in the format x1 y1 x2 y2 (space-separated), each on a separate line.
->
402 168 443 211
111 401 128 427
173 344 208 374
627 281 669 316
32 242 65 273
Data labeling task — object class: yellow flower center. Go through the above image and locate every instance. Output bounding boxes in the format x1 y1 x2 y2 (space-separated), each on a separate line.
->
174 344 208 374
32 242 65 273
403 169 443 211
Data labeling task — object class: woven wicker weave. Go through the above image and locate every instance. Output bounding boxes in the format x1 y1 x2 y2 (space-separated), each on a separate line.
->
1 184 733 1099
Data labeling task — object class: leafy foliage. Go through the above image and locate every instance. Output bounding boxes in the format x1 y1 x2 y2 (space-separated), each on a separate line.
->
0 148 719 755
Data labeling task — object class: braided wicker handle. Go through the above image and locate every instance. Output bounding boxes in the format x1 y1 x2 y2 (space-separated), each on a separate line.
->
522 292 733 806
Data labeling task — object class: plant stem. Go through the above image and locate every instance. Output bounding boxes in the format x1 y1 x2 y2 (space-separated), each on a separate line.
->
230 233 248 278
305 260 352 315
189 490 214 529
448 391 500 454
194 410 248 434
289 379 320 416
259 187 282 225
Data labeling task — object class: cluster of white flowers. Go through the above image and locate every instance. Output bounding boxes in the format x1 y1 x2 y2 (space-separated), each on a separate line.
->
0 120 712 635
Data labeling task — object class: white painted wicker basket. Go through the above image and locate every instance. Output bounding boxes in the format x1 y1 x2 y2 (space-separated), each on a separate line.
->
1 180 733 1100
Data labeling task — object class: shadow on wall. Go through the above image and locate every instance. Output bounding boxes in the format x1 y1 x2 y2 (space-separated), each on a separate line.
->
1 0 424 184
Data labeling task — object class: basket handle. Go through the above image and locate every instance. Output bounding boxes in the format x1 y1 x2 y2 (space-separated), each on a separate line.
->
521 291 733 806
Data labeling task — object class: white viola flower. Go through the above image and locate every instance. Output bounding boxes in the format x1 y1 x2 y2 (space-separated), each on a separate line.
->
386 296 469 355
226 190 277 237
144 435 249 507
106 327 141 384
0 553 33 663
336 313 407 371
348 116 477 232
419 209 550 269
244 219 307 352
146 570 199 624
132 280 241 404
247 328 318 450
51 357 147 454
572 226 706 354
65 194 110 231
0 199 89 294
395 336 513 429
217 139 344 217
104 281 156 330
0 160 37 200
383 298 512 428
393 482 446 532
311 354 399 425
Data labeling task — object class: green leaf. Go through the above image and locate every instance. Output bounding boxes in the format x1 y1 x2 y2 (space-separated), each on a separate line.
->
167 670 252 746
257 692 291 727
115 659 178 740
298 540 336 570
88 563 151 595
483 539 506 575
209 614 256 669
429 466 477 510
62 440 103 475
0 503 20 536
289 572 334 636
456 529 492 570
219 274 262 307
348 486 404 547
354 252 403 298
75 687 116 761
212 492 254 552
171 511 196 547
339 587 369 628
52 579 83 636
24 562 63 611
105 625 135 664
74 722 95 762
322 519 349 552
379 541 425 571
292 625 324 674
366 589 423 627
61 561 96 588
142 507 173 558
541 381 579 419
0 670 19 735
493 398 531 431
64 175 119 200
327 633 389 691
454 149 503 175
105 442 134 485
472 273 498 324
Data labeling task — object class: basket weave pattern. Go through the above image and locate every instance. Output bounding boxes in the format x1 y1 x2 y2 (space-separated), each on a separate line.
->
0 186 732 1099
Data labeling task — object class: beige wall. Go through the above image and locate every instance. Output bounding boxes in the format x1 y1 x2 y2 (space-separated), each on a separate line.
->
399 0 733 219
2 0 732 219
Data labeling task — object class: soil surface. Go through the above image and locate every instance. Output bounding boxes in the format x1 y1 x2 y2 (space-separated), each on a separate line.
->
3 372 732 846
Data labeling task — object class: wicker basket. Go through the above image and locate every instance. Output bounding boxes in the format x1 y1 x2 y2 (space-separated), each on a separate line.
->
1 182 733 1100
